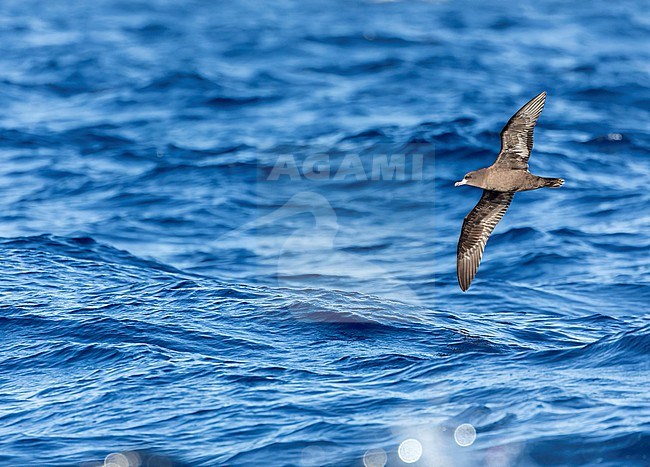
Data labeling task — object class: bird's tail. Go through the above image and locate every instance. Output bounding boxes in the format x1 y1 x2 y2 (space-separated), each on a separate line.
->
543 177 564 188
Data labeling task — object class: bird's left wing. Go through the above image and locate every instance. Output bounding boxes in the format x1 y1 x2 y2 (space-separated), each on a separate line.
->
457 190 514 291
494 91 546 170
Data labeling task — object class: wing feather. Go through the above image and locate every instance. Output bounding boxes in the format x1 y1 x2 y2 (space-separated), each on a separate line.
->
495 91 546 170
457 190 514 291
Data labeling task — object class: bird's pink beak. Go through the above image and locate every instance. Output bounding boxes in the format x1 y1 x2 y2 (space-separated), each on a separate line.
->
455 179 467 187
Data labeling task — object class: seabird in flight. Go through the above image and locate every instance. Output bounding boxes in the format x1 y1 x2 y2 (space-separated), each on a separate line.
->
454 91 564 291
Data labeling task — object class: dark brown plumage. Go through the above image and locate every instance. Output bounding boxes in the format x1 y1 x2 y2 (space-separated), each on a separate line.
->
454 91 564 291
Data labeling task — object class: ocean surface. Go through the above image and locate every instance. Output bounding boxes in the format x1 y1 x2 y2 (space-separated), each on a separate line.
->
0 0 649 465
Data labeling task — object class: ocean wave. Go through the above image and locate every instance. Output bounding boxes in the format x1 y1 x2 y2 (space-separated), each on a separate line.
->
1 0 648 464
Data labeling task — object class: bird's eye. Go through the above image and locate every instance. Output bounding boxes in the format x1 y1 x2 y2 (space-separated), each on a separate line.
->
466 175 471 179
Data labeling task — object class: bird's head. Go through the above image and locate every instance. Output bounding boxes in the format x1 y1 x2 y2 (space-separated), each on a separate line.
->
455 170 484 187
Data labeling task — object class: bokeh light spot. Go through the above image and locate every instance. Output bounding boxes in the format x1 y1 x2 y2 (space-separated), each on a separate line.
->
398 438 422 463
104 452 129 467
103 451 141 467
454 423 477 447
363 448 387 467
301 445 326 467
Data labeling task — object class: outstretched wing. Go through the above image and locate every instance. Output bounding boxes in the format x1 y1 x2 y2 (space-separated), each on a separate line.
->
494 91 546 170
457 190 514 291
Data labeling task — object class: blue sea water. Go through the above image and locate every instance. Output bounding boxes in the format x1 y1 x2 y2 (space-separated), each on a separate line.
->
0 0 649 465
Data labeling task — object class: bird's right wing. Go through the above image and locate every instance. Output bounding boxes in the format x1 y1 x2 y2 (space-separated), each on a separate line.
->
457 190 514 291
495 91 546 170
